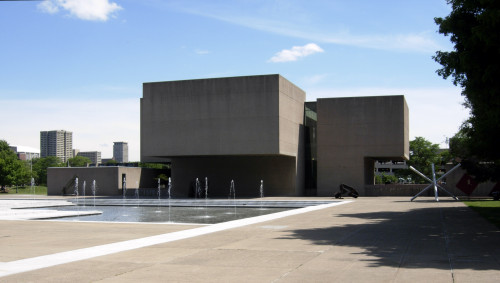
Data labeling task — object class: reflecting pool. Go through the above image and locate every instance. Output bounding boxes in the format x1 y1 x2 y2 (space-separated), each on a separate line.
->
39 205 295 224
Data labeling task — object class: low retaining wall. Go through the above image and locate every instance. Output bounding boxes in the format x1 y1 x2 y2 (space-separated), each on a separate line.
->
365 184 431 196
365 182 498 197
366 166 500 197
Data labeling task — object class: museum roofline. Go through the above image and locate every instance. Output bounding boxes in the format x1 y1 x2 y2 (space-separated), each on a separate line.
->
143 74 281 85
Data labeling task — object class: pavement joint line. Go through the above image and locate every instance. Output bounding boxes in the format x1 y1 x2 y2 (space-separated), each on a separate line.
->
439 203 455 282
0 200 352 278
43 219 209 225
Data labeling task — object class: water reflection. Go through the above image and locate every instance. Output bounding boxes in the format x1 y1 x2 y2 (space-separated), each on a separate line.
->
39 205 294 224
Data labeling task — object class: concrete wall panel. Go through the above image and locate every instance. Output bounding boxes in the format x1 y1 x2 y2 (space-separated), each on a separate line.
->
170 156 298 197
141 75 284 160
317 96 409 196
278 76 305 157
141 75 305 197
47 167 161 196
141 75 407 197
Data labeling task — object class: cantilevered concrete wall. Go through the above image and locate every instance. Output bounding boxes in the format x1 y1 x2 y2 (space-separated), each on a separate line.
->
171 156 297 197
316 96 409 196
47 167 161 196
141 75 305 196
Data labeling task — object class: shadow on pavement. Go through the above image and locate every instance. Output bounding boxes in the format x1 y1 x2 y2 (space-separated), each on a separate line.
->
280 205 500 270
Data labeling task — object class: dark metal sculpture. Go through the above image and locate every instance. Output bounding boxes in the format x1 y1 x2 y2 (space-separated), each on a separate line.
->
334 183 359 199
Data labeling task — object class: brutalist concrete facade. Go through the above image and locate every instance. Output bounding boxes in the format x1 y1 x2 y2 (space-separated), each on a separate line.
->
316 96 409 196
47 167 161 196
141 75 305 197
141 75 409 197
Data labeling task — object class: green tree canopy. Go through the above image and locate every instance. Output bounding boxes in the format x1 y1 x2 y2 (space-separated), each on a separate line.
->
0 140 19 187
449 127 499 181
14 160 31 187
105 159 118 166
139 162 170 170
434 0 500 181
396 137 445 184
68 156 92 167
0 140 30 188
375 173 398 185
32 156 63 185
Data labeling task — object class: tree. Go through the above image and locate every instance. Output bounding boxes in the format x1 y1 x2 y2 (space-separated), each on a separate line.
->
0 140 18 189
0 140 30 190
105 159 118 166
449 127 499 181
157 173 170 184
32 156 63 185
139 162 170 170
433 0 500 181
68 156 91 167
375 173 398 185
13 160 31 187
396 137 442 184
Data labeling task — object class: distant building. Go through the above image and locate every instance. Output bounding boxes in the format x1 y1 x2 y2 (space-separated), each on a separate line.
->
113 142 128 163
40 130 73 163
375 148 450 177
77 151 102 165
101 158 115 164
375 160 408 176
9 145 40 161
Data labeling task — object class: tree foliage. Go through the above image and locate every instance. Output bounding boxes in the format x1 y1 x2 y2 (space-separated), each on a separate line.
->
396 137 446 184
105 159 118 166
449 127 500 181
68 156 91 167
434 0 500 181
0 140 30 188
375 173 398 185
139 162 170 170
32 156 63 185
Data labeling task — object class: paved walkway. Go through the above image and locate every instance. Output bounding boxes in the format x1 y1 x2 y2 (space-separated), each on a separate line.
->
0 199 102 220
0 196 499 282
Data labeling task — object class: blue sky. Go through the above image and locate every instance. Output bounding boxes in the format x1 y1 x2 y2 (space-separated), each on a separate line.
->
0 0 468 161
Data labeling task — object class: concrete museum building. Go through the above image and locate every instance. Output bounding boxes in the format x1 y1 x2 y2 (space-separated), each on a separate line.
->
141 74 409 197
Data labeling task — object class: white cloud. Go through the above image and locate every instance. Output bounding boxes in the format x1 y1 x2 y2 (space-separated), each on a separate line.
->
38 0 60 14
269 43 324 63
38 0 122 21
0 98 140 161
315 31 442 53
166 3 443 53
195 49 210 55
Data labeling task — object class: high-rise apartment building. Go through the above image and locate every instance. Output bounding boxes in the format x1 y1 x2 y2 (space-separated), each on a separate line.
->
113 142 128 163
40 130 73 163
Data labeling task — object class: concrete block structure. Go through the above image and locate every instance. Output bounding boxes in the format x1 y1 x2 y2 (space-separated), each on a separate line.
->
141 74 409 197
141 75 305 197
47 167 161 196
315 96 409 195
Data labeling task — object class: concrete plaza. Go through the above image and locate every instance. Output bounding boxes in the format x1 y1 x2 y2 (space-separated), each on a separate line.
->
0 196 499 282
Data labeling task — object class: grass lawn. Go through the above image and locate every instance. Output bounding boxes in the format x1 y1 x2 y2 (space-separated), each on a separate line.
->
1 186 47 195
463 200 500 229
